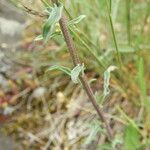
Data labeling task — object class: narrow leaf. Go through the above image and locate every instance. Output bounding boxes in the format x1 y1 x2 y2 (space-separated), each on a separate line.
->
112 137 122 149
124 124 141 150
118 46 136 53
71 64 84 83
103 66 117 97
41 0 51 8
85 121 102 145
68 15 86 26
85 125 100 145
47 65 71 75
111 0 120 22
34 35 43 41
138 57 147 99
43 4 63 42
137 57 150 110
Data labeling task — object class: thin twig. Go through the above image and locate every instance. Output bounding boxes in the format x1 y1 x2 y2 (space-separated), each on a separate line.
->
51 0 114 141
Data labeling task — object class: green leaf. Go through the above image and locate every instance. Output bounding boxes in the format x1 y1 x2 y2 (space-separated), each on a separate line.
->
138 57 147 99
118 46 136 53
117 106 140 132
98 144 112 150
124 124 141 150
35 32 61 42
41 0 51 8
42 4 63 42
112 136 122 149
85 121 102 145
34 35 43 41
48 31 61 40
47 65 71 75
71 64 84 83
103 66 117 97
85 124 100 145
68 15 86 26
137 57 150 111
111 0 120 22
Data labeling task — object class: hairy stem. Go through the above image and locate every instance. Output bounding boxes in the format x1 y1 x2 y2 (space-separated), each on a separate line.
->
51 0 114 141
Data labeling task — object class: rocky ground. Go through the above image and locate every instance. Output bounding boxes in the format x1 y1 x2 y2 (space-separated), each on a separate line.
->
0 0 26 149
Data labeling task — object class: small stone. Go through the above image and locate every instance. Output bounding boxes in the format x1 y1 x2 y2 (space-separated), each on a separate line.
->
32 87 47 98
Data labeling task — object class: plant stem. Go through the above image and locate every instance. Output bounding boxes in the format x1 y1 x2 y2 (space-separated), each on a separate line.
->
51 0 114 141
109 0 112 13
106 0 123 68
126 0 131 45
109 15 123 68
63 6 106 69
70 28 106 69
